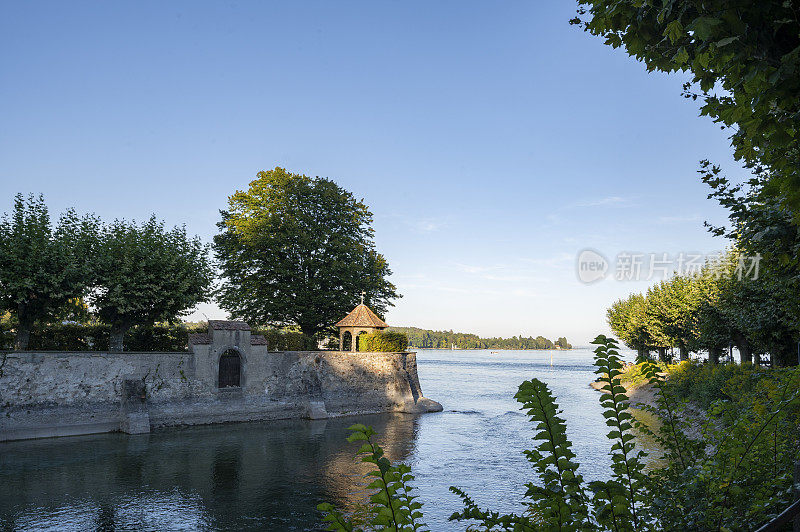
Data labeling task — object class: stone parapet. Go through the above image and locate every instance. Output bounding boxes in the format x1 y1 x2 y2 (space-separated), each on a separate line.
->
0 349 441 442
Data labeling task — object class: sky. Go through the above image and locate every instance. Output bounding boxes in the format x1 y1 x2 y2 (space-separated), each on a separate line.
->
0 2 748 346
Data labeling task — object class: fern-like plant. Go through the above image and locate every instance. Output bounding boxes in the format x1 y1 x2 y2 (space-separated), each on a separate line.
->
317 424 427 532
587 335 650 531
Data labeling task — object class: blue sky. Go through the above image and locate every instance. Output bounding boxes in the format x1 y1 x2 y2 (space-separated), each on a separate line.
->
0 2 746 345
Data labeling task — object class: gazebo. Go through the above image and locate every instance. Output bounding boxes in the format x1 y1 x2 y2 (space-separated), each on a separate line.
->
336 301 389 352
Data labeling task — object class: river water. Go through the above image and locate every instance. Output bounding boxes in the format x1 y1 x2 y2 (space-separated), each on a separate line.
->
0 348 637 531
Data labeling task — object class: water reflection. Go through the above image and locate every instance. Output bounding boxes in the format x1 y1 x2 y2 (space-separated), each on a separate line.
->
0 413 419 531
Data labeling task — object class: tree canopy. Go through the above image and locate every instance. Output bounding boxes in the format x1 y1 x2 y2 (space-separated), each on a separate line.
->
607 249 799 366
572 0 800 217
0 195 213 351
91 217 214 351
214 167 399 337
0 194 98 349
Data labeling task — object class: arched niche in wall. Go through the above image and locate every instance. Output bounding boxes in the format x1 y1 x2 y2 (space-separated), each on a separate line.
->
218 349 241 388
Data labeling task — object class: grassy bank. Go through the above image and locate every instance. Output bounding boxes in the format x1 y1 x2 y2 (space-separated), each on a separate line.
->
619 360 799 410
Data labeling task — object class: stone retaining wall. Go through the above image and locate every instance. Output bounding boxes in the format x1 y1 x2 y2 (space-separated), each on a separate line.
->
0 350 441 442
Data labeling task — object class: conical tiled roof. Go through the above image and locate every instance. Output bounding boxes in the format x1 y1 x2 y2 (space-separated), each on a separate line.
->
335 304 389 328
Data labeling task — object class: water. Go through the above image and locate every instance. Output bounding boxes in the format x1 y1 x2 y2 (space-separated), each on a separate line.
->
0 348 636 531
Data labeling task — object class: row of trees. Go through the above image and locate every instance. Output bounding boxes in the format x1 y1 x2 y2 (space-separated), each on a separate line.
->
389 326 571 350
0 195 214 350
576 0 800 368
1 168 401 351
607 249 799 366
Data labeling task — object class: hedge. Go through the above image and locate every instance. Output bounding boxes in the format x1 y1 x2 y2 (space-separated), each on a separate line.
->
0 323 209 351
0 321 13 350
253 328 318 351
358 331 408 352
0 322 319 352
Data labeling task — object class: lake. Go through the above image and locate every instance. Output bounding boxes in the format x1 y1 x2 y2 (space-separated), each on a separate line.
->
0 347 637 531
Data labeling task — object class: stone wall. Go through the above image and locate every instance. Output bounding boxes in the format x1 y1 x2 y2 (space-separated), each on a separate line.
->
0 349 441 442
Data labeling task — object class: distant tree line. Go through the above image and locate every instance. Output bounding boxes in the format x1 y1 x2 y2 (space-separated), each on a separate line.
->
388 327 571 350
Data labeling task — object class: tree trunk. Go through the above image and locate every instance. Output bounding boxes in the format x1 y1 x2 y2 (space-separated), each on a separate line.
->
735 334 752 364
109 324 129 352
14 324 31 351
679 345 689 361
708 346 721 365
299 325 318 350
14 306 33 351
299 325 317 338
637 348 650 361
657 347 668 363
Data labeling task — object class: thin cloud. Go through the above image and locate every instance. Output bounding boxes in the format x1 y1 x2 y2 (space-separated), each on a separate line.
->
571 196 630 208
520 252 574 268
413 219 442 232
454 263 504 274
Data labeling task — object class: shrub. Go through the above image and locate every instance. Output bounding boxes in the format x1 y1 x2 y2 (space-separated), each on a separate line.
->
124 324 206 352
0 320 14 350
619 360 671 389
3 322 206 352
358 331 408 352
664 360 776 409
28 323 111 351
252 328 317 351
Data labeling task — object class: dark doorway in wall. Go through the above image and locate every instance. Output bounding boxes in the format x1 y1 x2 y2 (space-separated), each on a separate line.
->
342 331 353 351
218 350 241 388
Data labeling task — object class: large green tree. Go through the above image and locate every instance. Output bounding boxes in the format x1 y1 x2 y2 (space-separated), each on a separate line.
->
607 292 653 358
702 163 800 365
90 216 213 351
653 275 701 361
0 194 98 350
214 167 399 337
572 0 800 217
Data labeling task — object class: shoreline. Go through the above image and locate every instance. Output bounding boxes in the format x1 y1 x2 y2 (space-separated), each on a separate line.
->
589 379 707 440
589 379 658 409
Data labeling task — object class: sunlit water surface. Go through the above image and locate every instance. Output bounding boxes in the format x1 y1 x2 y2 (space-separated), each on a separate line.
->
0 348 637 531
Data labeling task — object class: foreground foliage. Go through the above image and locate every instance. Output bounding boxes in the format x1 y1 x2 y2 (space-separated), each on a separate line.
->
320 335 800 531
317 424 427 531
571 0 800 217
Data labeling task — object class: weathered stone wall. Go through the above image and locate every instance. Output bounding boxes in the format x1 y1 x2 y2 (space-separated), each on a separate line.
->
0 350 441 442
